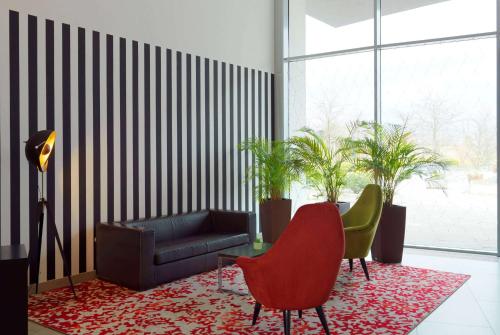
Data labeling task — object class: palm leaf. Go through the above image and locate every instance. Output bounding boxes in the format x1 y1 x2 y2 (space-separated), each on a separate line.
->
346 121 449 205
289 127 350 203
239 138 300 203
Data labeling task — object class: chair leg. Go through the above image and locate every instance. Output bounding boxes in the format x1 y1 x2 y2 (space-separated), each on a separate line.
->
315 306 330 335
360 258 370 281
286 310 292 334
283 310 291 335
252 302 262 325
283 311 287 333
348 258 353 272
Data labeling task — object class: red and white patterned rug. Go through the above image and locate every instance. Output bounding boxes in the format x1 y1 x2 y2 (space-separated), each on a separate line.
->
29 261 469 335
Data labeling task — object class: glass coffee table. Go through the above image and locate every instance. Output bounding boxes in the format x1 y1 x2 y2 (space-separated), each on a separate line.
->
217 243 273 295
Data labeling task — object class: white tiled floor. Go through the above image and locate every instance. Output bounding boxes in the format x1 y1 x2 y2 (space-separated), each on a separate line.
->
28 248 500 334
401 249 500 335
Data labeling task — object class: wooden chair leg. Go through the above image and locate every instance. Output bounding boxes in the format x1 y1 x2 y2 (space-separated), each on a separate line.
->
283 310 291 335
348 258 353 272
315 306 330 335
286 310 291 334
252 302 262 325
283 310 287 333
360 258 370 281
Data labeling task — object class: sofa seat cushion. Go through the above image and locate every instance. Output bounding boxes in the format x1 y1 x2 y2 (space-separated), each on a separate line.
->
154 233 249 265
205 233 250 252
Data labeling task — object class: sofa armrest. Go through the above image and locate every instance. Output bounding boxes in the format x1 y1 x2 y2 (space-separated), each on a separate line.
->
210 210 256 242
96 222 155 291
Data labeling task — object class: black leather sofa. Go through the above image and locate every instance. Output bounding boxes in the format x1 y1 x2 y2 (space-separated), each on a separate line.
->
96 210 256 291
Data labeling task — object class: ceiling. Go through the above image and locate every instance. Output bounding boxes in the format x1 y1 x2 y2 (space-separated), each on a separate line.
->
306 0 449 27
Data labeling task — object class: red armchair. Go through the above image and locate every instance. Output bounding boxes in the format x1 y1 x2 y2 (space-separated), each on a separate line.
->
237 202 345 335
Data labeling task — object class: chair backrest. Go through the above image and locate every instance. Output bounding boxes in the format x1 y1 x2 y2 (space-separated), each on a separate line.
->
342 184 383 231
261 202 345 309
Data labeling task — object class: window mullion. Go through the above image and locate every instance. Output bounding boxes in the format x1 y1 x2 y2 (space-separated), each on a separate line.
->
375 0 382 124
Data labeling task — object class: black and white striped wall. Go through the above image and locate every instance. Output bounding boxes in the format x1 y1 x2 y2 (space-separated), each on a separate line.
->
0 10 274 283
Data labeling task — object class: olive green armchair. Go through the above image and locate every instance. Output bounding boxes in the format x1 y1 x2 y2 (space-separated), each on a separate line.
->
342 184 383 281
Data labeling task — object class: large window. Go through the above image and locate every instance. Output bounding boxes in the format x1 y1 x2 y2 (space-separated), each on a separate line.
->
288 52 374 210
286 0 498 254
381 0 496 44
289 0 374 56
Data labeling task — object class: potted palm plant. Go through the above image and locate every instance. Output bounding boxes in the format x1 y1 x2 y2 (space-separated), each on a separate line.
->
239 139 299 243
289 127 350 213
347 121 449 263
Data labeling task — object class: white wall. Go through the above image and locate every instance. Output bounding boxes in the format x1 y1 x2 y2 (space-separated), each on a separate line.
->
0 0 275 73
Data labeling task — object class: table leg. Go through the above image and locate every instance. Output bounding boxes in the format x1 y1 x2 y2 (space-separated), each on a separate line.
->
218 257 223 291
217 256 248 295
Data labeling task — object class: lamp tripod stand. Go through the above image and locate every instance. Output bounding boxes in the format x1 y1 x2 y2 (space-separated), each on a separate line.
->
29 175 77 299
28 176 76 299
25 129 76 299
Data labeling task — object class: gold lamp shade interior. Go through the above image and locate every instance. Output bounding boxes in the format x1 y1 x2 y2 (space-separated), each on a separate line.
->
25 130 57 172
39 131 56 171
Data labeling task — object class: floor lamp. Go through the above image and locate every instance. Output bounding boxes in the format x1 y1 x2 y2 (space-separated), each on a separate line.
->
25 130 77 298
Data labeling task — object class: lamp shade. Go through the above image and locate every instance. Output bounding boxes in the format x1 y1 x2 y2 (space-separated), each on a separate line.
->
25 130 56 172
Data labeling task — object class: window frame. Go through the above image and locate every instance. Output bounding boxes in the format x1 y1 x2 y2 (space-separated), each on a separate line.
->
280 0 500 257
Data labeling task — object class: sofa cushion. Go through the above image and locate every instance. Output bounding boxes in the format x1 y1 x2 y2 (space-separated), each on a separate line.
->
205 234 249 252
127 210 211 243
154 233 250 265
171 211 211 240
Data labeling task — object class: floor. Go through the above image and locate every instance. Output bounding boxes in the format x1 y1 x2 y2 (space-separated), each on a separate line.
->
404 249 499 335
28 248 500 335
